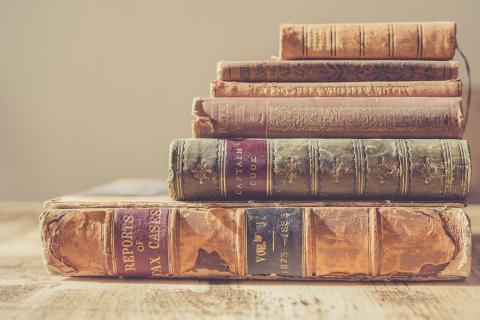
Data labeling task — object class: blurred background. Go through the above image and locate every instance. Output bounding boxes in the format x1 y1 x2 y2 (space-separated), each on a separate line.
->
1 0 479 201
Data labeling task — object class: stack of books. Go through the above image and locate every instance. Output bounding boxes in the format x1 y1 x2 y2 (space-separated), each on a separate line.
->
41 22 471 281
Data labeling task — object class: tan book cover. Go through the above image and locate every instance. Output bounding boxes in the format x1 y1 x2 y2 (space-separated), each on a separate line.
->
41 180 471 281
280 22 456 60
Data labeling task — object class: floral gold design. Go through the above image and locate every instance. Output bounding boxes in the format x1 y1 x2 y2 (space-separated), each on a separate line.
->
190 158 217 185
274 157 302 184
330 157 349 184
419 156 437 185
370 155 399 185
318 157 350 184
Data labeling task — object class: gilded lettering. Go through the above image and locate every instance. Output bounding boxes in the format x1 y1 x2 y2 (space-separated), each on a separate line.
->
120 214 136 272
149 256 163 275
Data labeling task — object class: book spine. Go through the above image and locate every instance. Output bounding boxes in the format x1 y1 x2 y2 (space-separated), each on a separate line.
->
280 22 456 60
168 139 471 201
40 206 471 280
217 60 459 82
192 97 464 138
210 80 462 98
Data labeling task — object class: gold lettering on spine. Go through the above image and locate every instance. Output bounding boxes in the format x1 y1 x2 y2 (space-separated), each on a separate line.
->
233 143 243 196
120 214 136 272
278 212 290 274
213 81 462 98
147 210 161 250
149 256 162 276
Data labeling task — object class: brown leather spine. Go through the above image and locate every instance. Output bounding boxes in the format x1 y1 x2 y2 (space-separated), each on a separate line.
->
280 22 456 60
217 60 459 82
40 205 471 280
192 97 464 138
211 80 462 97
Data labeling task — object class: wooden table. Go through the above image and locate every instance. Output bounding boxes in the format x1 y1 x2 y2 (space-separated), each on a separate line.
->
1 202 479 319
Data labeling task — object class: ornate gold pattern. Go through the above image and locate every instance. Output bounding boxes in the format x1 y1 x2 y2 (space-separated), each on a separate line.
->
274 157 302 184
329 157 349 184
419 156 437 185
371 156 399 185
190 157 218 185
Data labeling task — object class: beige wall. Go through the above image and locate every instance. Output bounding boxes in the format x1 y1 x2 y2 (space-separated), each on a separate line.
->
1 0 479 201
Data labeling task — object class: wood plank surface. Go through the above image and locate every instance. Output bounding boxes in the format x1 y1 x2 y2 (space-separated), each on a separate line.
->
0 202 479 319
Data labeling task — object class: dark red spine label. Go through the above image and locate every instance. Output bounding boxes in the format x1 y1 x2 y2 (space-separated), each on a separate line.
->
113 208 169 277
225 139 268 199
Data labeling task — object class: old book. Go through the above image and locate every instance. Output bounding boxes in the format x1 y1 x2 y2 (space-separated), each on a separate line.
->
41 179 471 280
169 139 471 201
280 22 456 60
217 60 459 82
210 80 462 98
192 97 464 138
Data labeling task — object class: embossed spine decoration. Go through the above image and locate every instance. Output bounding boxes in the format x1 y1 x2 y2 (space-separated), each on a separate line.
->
217 60 459 82
192 97 465 138
40 204 471 280
210 80 462 98
280 22 456 60
168 139 471 201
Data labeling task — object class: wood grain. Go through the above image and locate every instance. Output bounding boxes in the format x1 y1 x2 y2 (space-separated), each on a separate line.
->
1 202 479 319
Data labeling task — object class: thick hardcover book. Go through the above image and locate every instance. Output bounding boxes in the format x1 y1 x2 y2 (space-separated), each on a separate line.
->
41 180 471 280
217 60 459 82
280 22 456 60
210 80 462 98
168 139 471 201
192 97 464 138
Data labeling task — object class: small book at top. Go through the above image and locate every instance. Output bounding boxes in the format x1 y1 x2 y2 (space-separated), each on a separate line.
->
279 22 456 60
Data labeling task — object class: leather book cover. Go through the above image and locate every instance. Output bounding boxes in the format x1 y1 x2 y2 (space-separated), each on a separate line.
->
192 97 464 138
217 60 459 82
280 22 456 60
41 179 471 281
169 139 471 201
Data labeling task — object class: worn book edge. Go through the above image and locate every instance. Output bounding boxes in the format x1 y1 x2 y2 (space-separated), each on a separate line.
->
40 205 471 280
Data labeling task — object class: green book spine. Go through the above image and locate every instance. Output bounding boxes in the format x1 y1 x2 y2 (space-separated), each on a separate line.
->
168 139 471 201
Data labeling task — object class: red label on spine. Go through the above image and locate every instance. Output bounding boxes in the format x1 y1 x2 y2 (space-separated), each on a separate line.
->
225 139 268 199
113 208 169 277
